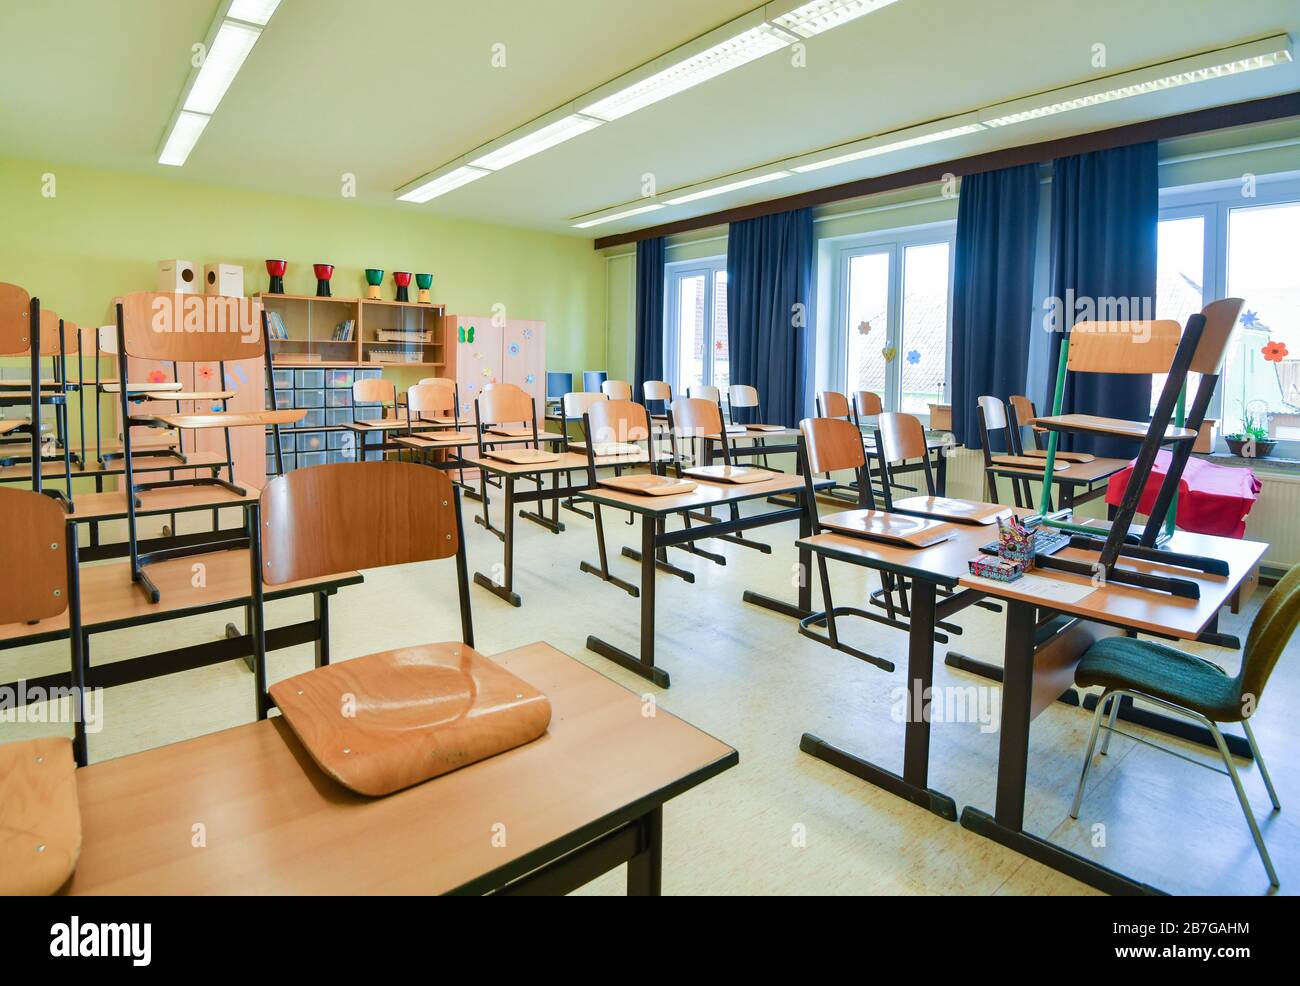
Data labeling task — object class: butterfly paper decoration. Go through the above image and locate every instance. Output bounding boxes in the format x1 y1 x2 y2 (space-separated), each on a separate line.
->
458 324 476 344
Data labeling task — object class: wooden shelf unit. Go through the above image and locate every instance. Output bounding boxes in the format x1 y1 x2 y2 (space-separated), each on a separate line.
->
258 293 456 371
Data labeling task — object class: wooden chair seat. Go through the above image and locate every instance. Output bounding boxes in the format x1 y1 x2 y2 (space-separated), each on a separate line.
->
133 409 307 430
0 737 81 895
99 381 183 393
1021 448 1095 464
0 380 59 389
1034 413 1196 443
142 390 238 402
268 642 552 797
991 454 1071 471
0 419 27 435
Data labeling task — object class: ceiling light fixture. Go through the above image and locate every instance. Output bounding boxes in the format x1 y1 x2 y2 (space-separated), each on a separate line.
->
571 203 666 229
766 0 901 39
156 0 280 167
397 164 491 203
982 35 1292 128
469 111 604 171
663 169 793 204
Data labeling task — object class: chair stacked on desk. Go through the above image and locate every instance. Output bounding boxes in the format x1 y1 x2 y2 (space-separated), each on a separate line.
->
1031 299 1243 598
561 389 607 518
111 292 304 602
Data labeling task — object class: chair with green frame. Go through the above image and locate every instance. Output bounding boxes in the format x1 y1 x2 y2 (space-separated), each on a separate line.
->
1030 298 1243 598
1069 563 1300 888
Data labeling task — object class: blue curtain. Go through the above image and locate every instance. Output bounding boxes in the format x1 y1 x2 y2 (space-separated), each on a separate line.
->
633 236 665 404
1047 142 1159 456
726 207 815 426
950 164 1041 449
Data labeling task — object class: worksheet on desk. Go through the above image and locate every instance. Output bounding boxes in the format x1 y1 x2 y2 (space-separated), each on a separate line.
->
965 571 1096 604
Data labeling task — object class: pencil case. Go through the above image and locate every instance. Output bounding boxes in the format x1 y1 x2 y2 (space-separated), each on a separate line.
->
968 555 1025 582
998 540 1036 569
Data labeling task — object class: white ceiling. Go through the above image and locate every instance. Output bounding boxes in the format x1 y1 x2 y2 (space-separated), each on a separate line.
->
2 0 1298 237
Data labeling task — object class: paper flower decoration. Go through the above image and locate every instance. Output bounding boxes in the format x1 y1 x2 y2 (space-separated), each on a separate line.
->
857 321 872 336
198 366 214 380
508 342 520 356
147 370 167 383
906 349 921 365
1241 310 1260 328
525 374 535 385
522 328 534 340
1262 340 1289 363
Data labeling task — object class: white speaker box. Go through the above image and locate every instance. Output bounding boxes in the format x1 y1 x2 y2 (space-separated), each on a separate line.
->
157 259 198 294
204 263 245 297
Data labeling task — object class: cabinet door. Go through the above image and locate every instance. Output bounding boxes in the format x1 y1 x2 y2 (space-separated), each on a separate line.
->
452 315 503 419
500 319 545 407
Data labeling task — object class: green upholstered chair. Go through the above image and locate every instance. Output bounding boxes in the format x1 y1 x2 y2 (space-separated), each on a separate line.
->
1069 564 1300 888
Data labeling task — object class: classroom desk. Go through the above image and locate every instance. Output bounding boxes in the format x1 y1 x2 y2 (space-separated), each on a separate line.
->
799 520 1265 894
69 485 260 562
459 450 666 607
985 455 1128 511
0 549 360 746
578 473 824 687
64 641 737 895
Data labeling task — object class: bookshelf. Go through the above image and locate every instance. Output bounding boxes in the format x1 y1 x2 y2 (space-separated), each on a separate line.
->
258 293 456 369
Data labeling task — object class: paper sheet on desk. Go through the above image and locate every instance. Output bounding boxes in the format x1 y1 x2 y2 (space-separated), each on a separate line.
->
965 571 1095 604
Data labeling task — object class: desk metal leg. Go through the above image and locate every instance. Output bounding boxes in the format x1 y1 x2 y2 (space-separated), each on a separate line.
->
586 512 670 687
474 476 522 606
626 806 663 896
958 598 1163 895
800 579 957 820
744 487 815 619
314 591 330 668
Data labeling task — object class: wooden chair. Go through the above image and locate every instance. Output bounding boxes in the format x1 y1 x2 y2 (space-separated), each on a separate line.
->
248 461 477 742
1008 394 1042 452
666 396 770 560
89 323 186 469
560 391 608 518
1070 563 1300 888
352 376 399 425
976 395 1034 508
577 398 658 596
794 417 898 673
727 384 776 468
815 390 852 420
112 292 304 602
473 383 559 536
1034 299 1244 597
601 379 632 401
0 487 88 766
0 285 76 508
643 379 671 420
399 380 467 486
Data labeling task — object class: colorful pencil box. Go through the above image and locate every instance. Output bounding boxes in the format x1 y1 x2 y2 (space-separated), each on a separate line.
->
968 555 1025 582
998 539 1036 568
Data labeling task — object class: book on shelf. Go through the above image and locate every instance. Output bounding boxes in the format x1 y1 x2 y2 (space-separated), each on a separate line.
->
331 319 356 342
266 310 290 340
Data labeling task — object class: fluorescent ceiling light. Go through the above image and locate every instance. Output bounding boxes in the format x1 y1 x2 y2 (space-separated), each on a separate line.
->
183 20 261 115
397 165 490 203
469 113 604 170
767 0 900 38
227 0 281 25
664 169 792 204
791 121 985 173
572 203 666 229
158 111 210 167
579 22 793 121
983 35 1293 127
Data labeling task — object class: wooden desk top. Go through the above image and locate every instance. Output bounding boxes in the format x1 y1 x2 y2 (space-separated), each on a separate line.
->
802 515 1266 640
344 418 443 433
65 641 737 894
461 450 665 476
72 485 259 522
987 454 1128 484
581 471 816 515
0 549 360 645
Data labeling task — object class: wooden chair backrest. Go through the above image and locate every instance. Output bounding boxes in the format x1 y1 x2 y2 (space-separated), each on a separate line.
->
1008 394 1036 426
689 384 721 404
1191 298 1245 375
853 390 882 416
0 282 31 355
818 390 850 418
407 380 455 417
977 395 1008 431
876 411 928 463
353 378 396 405
0 488 68 625
601 379 632 400
800 417 866 474
117 291 263 362
31 309 74 357
729 385 759 408
586 399 651 445
670 396 723 436
563 391 606 418
642 380 671 401
477 383 535 426
261 461 458 585
1066 319 1182 375
97 324 118 356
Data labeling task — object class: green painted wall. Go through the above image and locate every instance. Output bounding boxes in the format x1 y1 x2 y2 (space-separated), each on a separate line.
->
0 155 605 374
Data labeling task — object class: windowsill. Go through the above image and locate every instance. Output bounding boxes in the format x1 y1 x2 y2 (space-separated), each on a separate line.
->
1198 452 1300 476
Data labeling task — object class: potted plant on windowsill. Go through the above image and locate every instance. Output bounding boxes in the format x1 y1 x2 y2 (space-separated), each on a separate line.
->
1224 412 1276 459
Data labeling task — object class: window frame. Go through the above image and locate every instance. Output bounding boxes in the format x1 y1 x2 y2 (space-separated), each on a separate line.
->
664 254 728 397
1159 172 1300 457
826 219 957 422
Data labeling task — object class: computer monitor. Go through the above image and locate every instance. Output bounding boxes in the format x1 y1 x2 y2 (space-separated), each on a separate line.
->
546 371 573 400
583 370 608 393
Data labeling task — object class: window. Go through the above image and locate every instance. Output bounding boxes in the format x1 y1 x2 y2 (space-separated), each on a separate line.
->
665 257 729 396
830 222 955 417
1158 176 1300 454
